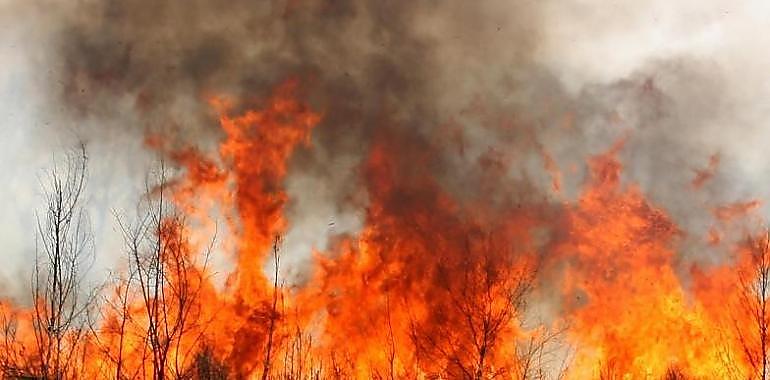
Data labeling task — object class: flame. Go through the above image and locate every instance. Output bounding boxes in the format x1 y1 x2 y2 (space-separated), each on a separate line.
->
553 147 730 379
4 79 770 379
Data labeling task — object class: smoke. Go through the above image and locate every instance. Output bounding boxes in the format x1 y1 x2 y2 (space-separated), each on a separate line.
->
43 0 552 280
1 2 770 378
3 0 770 290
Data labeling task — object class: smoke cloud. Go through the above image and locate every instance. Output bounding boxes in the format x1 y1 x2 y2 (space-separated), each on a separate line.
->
3 0 770 288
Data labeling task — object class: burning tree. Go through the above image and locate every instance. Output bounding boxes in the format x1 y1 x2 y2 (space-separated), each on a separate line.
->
90 161 217 379
733 231 770 380
408 233 565 380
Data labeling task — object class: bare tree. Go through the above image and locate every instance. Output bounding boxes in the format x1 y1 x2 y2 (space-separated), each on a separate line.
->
409 233 550 380
88 268 142 380
261 235 284 380
277 320 323 380
107 161 215 380
30 144 97 379
0 306 38 378
734 231 770 380
261 236 333 380
371 295 402 380
512 325 570 380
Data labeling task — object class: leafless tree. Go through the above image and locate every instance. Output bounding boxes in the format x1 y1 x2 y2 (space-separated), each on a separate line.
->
30 144 97 379
734 231 770 380
276 322 323 380
88 268 142 380
106 161 215 380
261 235 284 380
408 233 554 380
371 295 402 380
512 324 570 380
261 236 332 380
0 306 38 378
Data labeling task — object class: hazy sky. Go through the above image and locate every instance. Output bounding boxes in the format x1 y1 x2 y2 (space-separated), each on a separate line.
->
0 1 154 298
2 0 770 298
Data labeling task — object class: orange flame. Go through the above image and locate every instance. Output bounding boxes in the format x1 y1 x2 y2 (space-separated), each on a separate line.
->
3 79 770 379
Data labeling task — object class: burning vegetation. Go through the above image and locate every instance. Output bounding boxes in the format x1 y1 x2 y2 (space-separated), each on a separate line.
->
2 0 770 379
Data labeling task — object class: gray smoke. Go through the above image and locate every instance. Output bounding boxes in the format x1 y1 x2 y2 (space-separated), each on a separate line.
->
2 0 770 291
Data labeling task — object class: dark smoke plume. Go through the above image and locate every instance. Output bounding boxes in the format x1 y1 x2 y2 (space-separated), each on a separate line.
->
45 0 761 280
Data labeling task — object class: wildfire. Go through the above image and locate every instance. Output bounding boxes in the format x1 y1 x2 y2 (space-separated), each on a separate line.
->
1 78 768 380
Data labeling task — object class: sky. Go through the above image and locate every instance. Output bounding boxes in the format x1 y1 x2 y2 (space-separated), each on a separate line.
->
0 0 154 298
2 0 770 299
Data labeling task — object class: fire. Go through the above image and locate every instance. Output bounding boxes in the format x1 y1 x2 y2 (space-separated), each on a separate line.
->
294 128 547 377
554 145 730 378
3 79 770 379
152 79 322 377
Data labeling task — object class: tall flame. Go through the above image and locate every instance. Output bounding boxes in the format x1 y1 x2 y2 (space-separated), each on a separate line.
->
2 79 769 379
